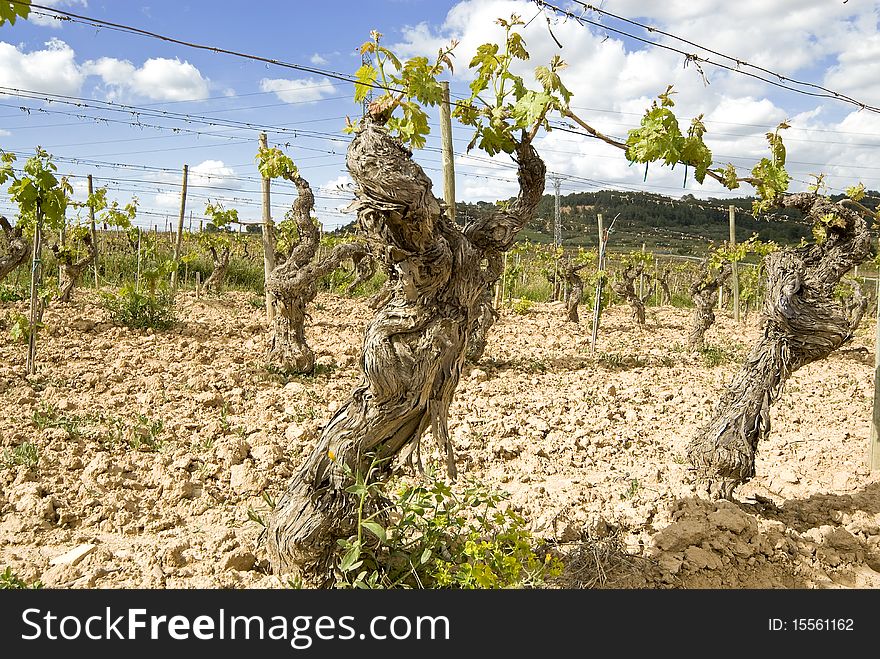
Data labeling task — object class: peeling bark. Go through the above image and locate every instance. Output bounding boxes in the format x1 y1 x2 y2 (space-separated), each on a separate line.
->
345 246 378 295
562 260 588 324
265 120 545 583
203 244 231 294
686 193 876 498
0 215 30 283
54 235 97 304
843 277 867 331
611 263 650 326
265 170 368 375
687 259 732 351
657 264 672 306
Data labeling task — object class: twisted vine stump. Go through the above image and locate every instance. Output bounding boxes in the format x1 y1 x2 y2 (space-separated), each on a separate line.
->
265 119 545 583
53 234 97 303
686 193 876 498
612 263 650 327
657 263 673 306
687 260 732 351
465 253 502 363
0 215 29 282
562 260 588 323
203 244 231 294
265 172 366 375
345 246 378 296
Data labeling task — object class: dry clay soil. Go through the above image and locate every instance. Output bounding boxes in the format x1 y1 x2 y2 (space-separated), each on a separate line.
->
2 290 880 590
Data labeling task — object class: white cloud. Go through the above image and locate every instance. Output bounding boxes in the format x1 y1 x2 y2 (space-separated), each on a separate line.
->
0 129 10 136
393 0 880 201
320 175 354 197
83 56 210 101
824 33 880 109
259 77 338 104
190 159 242 190
0 38 84 96
310 53 329 65
151 160 242 210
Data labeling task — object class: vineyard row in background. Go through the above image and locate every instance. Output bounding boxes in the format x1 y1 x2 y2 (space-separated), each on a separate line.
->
2 225 878 325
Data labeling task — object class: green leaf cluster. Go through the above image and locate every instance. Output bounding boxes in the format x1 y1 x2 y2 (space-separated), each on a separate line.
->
625 87 714 184
453 16 571 156
335 456 561 589
348 30 457 149
0 566 42 590
100 283 176 330
749 122 791 214
1 147 72 235
255 146 297 180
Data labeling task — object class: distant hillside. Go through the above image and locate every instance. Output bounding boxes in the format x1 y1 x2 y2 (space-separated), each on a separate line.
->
334 188 878 258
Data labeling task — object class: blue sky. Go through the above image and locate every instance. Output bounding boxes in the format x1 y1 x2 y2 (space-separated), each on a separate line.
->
1 0 879 230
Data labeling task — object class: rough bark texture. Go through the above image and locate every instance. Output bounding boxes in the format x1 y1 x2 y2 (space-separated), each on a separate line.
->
465 282 499 363
265 171 367 375
843 277 867 330
612 263 649 326
203 244 231 294
345 246 378 296
562 261 588 324
0 216 30 283
265 120 545 584
465 253 502 363
686 193 876 498
658 264 673 306
687 260 732 351
53 234 97 303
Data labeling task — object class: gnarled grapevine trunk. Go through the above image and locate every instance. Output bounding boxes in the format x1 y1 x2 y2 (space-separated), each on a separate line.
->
265 119 545 583
563 260 588 323
612 263 649 327
53 233 97 303
686 193 875 498
465 253 502 363
265 170 368 374
687 259 732 351
345 246 378 295
658 264 672 306
0 215 29 282
203 244 231 294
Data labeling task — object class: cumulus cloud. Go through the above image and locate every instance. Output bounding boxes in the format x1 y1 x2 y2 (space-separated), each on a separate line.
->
83 56 210 101
320 175 354 196
392 0 879 200
310 53 329 65
190 159 242 190
0 38 84 96
151 160 242 210
259 77 338 104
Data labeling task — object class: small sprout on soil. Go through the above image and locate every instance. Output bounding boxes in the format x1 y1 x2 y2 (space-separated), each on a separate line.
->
1 442 39 470
511 298 533 315
0 567 42 589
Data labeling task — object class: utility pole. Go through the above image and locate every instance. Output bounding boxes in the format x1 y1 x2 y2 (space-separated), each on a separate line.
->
551 175 562 246
550 175 562 301
439 80 455 223
260 132 276 323
729 205 740 323
87 174 98 287
591 213 605 354
171 164 188 293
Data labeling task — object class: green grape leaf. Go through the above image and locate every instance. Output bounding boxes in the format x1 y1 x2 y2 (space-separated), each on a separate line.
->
354 64 378 103
846 182 866 202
